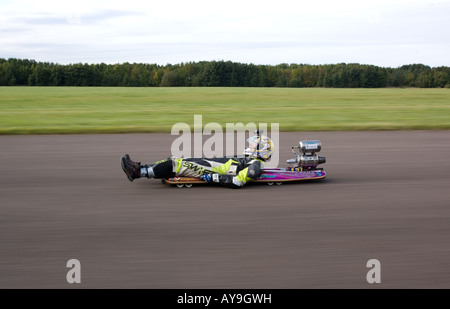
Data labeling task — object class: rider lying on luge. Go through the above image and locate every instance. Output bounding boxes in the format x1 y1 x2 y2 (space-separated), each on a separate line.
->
121 135 274 189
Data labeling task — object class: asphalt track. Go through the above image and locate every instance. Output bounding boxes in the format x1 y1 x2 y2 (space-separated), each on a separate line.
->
1 131 449 289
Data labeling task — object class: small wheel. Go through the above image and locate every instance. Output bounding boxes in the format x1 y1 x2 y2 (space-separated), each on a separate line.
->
185 184 193 188
267 182 274 186
161 179 166 184
176 184 185 188
275 182 283 186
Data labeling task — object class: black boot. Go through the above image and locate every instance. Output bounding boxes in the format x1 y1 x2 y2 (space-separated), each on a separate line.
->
121 154 141 182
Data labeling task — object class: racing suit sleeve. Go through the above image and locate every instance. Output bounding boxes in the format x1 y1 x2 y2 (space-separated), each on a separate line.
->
214 159 263 188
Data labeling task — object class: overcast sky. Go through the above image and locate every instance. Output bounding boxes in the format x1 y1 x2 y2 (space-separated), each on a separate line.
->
1 0 449 67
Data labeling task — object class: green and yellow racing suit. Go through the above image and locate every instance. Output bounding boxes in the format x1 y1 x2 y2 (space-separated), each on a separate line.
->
152 157 264 188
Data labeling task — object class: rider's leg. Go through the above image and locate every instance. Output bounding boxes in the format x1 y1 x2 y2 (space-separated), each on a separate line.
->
149 159 175 179
121 154 174 182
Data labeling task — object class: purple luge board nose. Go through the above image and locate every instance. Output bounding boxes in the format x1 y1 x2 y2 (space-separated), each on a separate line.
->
257 169 326 182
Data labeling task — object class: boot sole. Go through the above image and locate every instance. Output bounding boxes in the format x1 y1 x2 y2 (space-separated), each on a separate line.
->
121 155 135 182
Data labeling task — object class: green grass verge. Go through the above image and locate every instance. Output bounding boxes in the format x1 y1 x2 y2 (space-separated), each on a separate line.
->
1 87 449 134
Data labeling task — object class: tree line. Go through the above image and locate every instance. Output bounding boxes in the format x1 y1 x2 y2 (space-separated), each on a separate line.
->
1 58 449 88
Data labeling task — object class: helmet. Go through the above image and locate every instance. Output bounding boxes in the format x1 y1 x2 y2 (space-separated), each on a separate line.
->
243 135 274 160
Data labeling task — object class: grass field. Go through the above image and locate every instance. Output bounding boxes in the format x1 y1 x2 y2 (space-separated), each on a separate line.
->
0 87 449 134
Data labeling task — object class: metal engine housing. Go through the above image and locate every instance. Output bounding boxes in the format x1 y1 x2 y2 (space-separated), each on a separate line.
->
299 140 321 154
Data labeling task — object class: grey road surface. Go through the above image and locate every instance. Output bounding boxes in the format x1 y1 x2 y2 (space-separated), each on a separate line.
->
1 131 449 288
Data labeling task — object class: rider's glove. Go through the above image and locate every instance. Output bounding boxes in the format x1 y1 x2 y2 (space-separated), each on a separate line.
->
200 174 212 183
201 174 220 183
